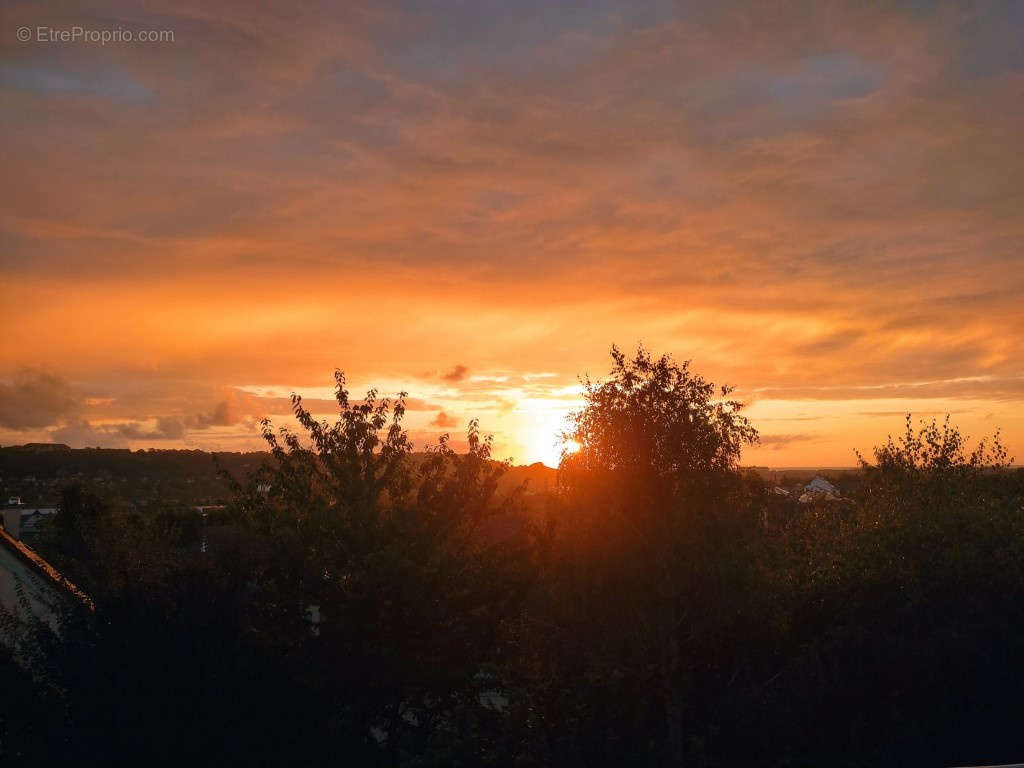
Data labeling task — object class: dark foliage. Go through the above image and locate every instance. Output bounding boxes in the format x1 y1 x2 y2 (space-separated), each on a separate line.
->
3 349 1023 767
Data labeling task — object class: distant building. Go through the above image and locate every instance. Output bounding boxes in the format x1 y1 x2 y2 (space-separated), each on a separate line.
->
798 476 840 503
804 476 838 494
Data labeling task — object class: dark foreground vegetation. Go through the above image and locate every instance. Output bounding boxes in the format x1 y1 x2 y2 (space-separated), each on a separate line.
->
2 347 1023 767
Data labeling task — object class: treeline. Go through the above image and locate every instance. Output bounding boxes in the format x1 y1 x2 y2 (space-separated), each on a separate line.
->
0 444 269 480
0 444 554 510
0 445 270 507
3 347 1024 767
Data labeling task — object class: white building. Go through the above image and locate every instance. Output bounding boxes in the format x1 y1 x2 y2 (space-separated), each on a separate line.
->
798 476 841 503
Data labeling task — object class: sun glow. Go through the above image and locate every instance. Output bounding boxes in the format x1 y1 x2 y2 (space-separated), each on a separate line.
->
518 399 579 467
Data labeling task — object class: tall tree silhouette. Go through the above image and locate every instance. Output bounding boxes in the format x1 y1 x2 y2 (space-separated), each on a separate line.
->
238 370 533 760
553 346 759 765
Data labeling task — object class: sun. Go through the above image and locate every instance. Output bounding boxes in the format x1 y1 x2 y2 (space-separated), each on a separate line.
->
518 399 579 468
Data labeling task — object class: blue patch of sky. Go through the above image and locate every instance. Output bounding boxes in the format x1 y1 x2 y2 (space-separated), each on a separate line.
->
0 63 152 105
389 0 678 82
953 0 1024 79
675 52 881 143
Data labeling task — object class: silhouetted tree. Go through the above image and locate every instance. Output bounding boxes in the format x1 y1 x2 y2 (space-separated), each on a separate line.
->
767 416 1024 765
8 362 1024 768
522 346 761 766
236 371 533 762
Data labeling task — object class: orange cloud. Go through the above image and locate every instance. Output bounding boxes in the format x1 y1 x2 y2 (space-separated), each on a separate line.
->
0 0 1021 465
442 365 469 383
430 411 458 428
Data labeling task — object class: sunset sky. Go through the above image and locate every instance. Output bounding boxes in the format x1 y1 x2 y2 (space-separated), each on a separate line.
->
1 0 1022 467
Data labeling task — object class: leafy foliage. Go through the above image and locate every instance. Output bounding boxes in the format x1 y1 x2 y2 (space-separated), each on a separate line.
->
519 346 765 765
4 351 1023 768
232 371 534 761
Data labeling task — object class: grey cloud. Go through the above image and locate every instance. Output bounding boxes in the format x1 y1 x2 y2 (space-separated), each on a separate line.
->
754 376 1024 402
49 419 127 448
47 415 188 445
0 368 81 429
115 417 188 440
193 399 242 428
758 434 817 450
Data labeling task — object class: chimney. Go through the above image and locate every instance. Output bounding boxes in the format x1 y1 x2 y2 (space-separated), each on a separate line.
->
2 507 21 539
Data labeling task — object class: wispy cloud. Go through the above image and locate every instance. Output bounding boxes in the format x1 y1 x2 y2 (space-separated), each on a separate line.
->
1 0 1021 464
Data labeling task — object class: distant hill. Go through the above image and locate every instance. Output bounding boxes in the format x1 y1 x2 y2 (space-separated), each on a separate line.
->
0 446 271 508
501 461 557 494
0 445 558 509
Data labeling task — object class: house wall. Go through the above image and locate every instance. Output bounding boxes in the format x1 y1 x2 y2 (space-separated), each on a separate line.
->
0 536 64 637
